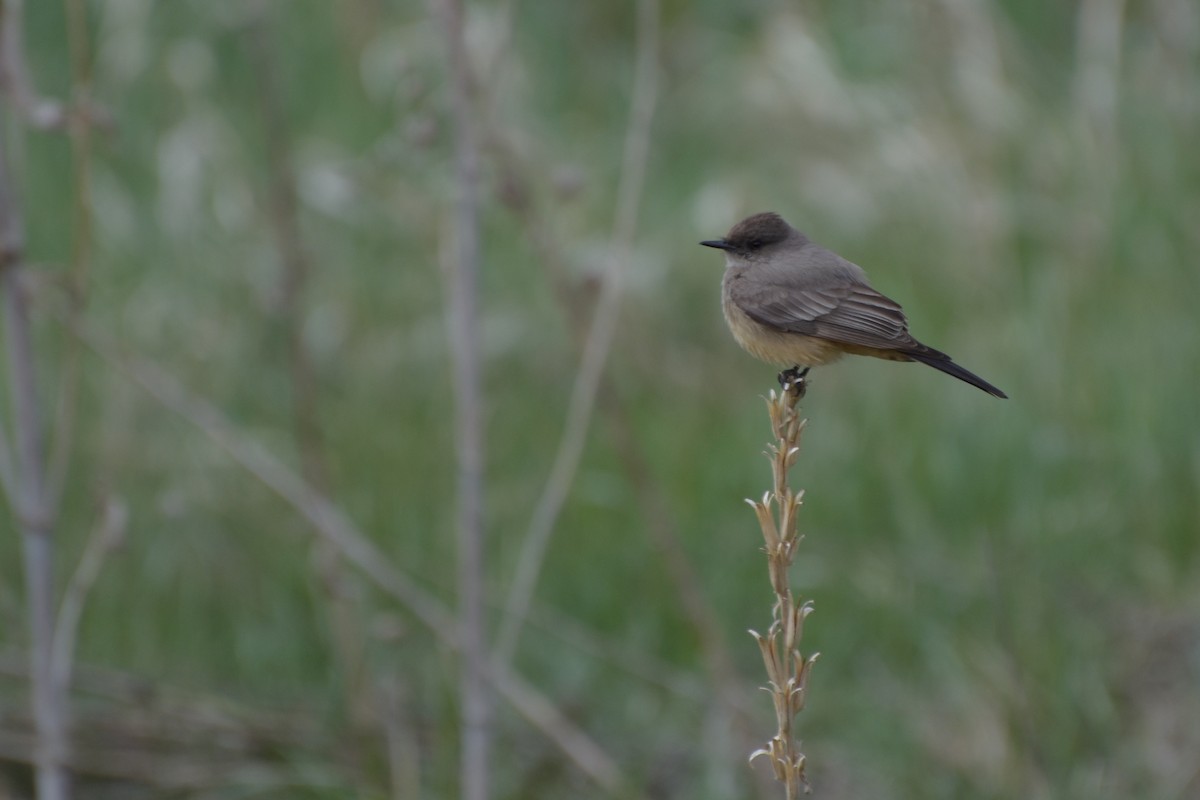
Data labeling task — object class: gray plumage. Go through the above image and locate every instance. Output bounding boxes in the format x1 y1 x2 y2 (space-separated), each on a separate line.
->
702 212 1007 398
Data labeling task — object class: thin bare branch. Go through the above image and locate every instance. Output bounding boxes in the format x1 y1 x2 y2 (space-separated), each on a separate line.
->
488 661 625 792
497 0 660 664
488 97 781 791
50 496 126 695
57 316 629 793
0 385 16 499
0 0 63 128
45 0 96 520
429 0 491 796
246 8 331 493
0 65 69 800
244 4 374 738
378 677 421 800
82 322 456 631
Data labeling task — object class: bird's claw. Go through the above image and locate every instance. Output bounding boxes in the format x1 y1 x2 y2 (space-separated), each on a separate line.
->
777 366 809 399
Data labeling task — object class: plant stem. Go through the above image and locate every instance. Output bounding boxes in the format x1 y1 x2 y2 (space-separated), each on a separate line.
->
430 0 490 796
749 378 818 797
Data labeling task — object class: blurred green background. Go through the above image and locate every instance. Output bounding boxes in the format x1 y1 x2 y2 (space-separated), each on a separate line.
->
2 0 1199 797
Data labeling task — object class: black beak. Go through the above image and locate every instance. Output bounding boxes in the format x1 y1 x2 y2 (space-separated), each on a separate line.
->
700 239 732 250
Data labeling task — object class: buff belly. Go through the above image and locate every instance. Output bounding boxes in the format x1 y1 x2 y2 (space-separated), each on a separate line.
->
721 295 846 366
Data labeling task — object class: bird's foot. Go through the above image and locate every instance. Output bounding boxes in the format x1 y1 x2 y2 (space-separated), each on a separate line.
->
777 366 809 400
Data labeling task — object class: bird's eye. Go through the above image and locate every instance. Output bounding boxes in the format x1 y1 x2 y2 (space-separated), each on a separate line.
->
748 238 764 249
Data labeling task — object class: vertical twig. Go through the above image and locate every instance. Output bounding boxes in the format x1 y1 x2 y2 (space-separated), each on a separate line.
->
0 2 101 795
0 0 63 128
430 0 489 797
0 108 69 800
244 3 373 741
497 0 660 664
1070 0 1125 259
246 8 332 492
45 0 95 516
50 497 127 696
379 677 421 800
748 379 819 798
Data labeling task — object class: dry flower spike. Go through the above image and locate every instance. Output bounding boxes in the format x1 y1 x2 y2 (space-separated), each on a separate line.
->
746 382 818 796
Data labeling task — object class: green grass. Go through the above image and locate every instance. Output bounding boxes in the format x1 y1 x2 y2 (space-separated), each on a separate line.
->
1 0 1198 798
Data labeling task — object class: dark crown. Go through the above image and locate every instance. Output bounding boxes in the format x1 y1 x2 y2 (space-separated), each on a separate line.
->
724 212 795 250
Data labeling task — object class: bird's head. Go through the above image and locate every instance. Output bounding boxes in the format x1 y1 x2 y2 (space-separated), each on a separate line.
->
700 212 801 258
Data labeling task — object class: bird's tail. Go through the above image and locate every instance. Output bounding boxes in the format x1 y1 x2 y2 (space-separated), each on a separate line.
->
906 349 1008 399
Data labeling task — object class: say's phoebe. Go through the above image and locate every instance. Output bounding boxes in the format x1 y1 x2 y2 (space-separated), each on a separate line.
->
702 212 1007 398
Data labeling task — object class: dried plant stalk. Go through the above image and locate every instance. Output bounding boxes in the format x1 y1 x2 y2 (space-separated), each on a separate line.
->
748 375 819 797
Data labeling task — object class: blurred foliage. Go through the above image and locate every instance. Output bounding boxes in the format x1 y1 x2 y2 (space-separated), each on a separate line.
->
2 0 1199 798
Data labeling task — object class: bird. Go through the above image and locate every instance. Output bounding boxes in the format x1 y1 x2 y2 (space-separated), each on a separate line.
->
701 212 1007 398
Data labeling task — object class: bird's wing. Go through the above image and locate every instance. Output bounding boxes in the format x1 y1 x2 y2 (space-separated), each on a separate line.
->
730 273 918 351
